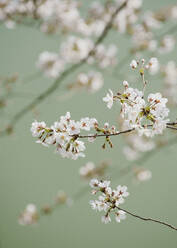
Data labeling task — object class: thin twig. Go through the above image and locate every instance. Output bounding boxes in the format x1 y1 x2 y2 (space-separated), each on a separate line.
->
74 128 135 139
117 206 177 231
73 122 177 139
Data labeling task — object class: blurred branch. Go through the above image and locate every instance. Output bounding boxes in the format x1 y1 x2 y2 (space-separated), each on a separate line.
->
0 0 128 137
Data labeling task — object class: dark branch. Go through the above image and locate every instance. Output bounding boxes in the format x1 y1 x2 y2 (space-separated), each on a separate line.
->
73 122 177 139
117 206 177 231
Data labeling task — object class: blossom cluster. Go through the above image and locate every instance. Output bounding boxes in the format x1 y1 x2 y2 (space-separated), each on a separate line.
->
130 6 177 54
122 132 156 161
88 44 117 69
90 179 129 224
1 0 176 60
37 37 117 84
0 0 81 32
79 161 109 180
134 167 152 182
19 204 38 225
0 0 142 35
36 36 93 78
68 71 104 93
19 190 71 225
31 111 121 160
31 58 172 160
118 114 156 161
103 58 170 137
31 112 98 160
130 57 159 74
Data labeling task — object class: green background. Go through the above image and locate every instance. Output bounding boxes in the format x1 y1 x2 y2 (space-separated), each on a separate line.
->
0 0 177 247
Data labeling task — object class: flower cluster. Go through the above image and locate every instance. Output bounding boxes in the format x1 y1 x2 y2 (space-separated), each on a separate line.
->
0 0 82 33
31 110 121 159
90 179 129 224
36 51 65 78
122 132 155 161
19 190 71 225
31 112 99 160
103 58 170 137
37 36 118 79
79 161 109 180
60 36 93 64
130 5 177 54
158 35 175 54
18 204 38 225
88 44 118 68
134 168 152 182
130 57 159 74
113 0 142 33
55 190 72 206
37 0 81 34
37 36 93 78
68 71 104 93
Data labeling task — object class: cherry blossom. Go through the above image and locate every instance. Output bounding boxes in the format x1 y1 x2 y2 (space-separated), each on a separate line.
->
90 179 129 224
19 204 38 225
102 89 114 109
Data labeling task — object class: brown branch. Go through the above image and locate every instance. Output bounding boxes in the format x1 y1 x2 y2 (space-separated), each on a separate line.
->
73 122 177 139
117 206 177 231
0 0 128 137
167 126 177 130
74 127 135 139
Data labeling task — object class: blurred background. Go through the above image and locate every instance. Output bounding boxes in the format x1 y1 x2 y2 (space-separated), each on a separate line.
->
0 0 177 247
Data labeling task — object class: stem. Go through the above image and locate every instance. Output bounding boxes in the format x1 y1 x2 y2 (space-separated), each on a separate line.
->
73 122 177 139
75 127 135 139
117 206 177 231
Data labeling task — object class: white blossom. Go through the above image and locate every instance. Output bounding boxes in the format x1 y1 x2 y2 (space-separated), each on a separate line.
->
19 204 38 225
130 60 137 69
103 89 114 109
111 80 170 137
37 51 65 78
115 210 126 223
76 71 104 93
136 169 152 182
60 36 93 64
31 121 46 137
79 161 95 177
101 215 111 224
146 57 159 75
158 35 175 54
31 112 98 160
90 179 129 224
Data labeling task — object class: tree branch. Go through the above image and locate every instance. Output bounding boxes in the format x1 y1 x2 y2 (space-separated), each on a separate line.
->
73 122 177 139
117 206 177 231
